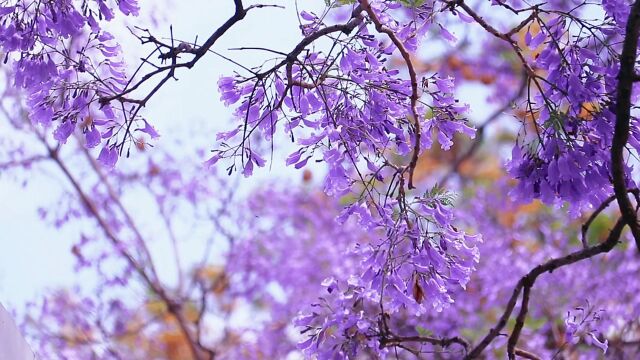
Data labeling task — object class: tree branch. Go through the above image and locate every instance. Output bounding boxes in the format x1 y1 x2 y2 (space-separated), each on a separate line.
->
99 0 273 153
514 347 543 360
464 217 625 359
359 0 421 189
0 154 48 170
612 0 640 250
507 284 530 359
581 188 639 248
77 141 161 283
381 334 469 353
45 145 205 359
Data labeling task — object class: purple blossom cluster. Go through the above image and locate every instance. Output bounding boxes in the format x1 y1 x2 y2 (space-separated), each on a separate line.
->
2 0 640 358
212 0 640 358
0 0 159 169
507 7 640 213
211 1 473 184
220 180 637 359
213 5 482 355
292 189 480 359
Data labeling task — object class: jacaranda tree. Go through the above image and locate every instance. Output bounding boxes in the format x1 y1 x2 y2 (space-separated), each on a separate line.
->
1 0 640 358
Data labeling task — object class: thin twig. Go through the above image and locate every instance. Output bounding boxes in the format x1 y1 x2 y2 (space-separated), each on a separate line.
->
515 347 543 360
382 334 469 353
359 0 421 189
581 188 639 248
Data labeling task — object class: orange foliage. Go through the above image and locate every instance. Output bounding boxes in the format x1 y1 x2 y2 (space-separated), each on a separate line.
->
159 330 194 360
497 200 543 228
447 55 497 85
303 169 313 183
517 21 545 59
578 102 600 120
458 156 503 181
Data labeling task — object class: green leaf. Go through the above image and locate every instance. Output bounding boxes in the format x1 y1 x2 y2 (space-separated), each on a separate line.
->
396 0 427 7
415 325 433 337
424 184 457 206
325 0 357 7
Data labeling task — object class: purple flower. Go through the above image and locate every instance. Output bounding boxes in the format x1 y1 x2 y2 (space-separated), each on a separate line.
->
588 333 608 354
53 120 75 143
84 127 101 148
97 146 118 169
118 0 139 16
137 119 160 139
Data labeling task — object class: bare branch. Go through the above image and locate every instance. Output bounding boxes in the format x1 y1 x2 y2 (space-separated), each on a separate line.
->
515 347 543 360
612 0 640 250
464 217 625 359
0 154 48 170
581 188 639 248
381 334 469 353
507 285 531 359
